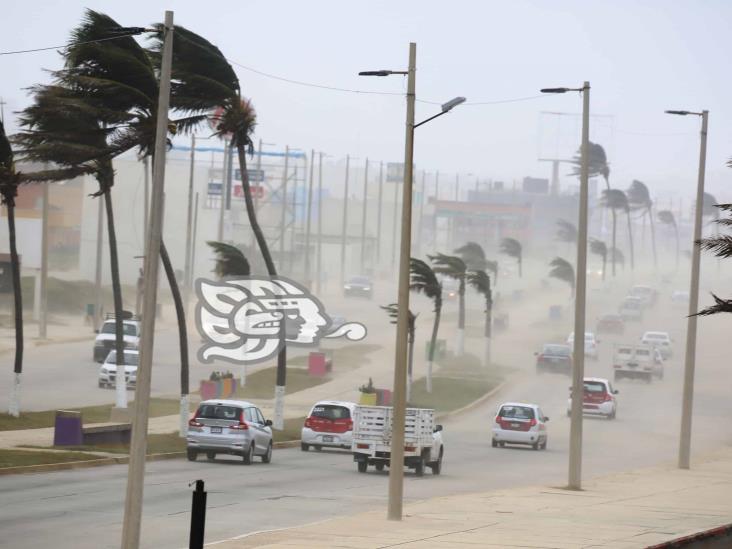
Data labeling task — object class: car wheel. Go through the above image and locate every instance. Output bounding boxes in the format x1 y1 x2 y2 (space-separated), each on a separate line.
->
314 445 322 452
357 460 368 473
415 455 426 477
375 462 385 472
300 443 309 452
98 381 104 388
541 438 548 450
242 443 254 465
532 441 540 451
186 449 197 462
608 409 616 420
498 442 505 448
261 442 272 464
430 448 443 475
206 451 216 461
491 439 498 448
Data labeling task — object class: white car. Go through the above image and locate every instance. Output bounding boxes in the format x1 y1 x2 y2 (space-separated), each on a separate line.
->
492 402 548 450
301 400 355 451
98 350 138 389
567 331 599 360
567 377 618 419
629 285 657 308
93 317 141 362
641 331 673 359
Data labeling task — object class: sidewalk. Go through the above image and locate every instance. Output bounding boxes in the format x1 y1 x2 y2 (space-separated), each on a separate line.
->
214 448 732 549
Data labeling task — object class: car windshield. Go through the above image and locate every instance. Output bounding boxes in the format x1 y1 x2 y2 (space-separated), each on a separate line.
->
543 345 570 356
105 352 139 366
583 381 607 393
196 405 242 421
101 323 137 336
311 404 351 420
499 406 535 420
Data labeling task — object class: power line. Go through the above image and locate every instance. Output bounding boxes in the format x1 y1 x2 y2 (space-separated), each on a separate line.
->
0 31 148 56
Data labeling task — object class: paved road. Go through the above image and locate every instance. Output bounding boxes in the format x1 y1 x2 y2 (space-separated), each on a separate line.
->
2 277 731 549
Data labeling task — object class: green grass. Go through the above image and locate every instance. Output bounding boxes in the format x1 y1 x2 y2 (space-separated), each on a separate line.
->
233 367 328 399
0 449 102 469
408 375 501 414
274 417 306 443
22 432 187 455
0 398 181 432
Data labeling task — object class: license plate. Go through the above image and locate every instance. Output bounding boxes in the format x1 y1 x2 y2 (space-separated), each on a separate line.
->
210 426 222 434
322 435 334 443
510 423 520 428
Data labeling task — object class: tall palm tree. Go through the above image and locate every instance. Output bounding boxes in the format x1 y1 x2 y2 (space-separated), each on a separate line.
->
208 241 251 277
410 258 441 393
548 257 575 298
628 180 657 268
466 270 492 367
382 304 417 402
485 259 499 285
499 237 522 277
602 189 634 274
556 219 578 244
589 238 608 280
697 204 732 316
611 248 625 270
454 241 487 270
658 210 679 269
572 141 610 189
429 253 467 356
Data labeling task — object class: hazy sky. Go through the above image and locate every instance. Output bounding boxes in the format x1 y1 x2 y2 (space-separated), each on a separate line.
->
2 0 730 203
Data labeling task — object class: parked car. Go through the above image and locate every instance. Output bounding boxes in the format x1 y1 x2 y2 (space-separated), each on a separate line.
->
492 402 549 450
629 285 657 308
343 276 373 299
98 350 138 389
93 314 141 362
567 331 599 360
596 313 625 335
535 344 572 375
640 331 673 359
301 400 355 451
567 377 618 419
187 399 273 464
619 296 644 321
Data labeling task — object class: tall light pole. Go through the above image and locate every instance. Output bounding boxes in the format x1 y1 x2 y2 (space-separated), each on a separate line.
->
279 145 290 270
340 154 351 285
316 152 325 295
304 149 315 288
360 46 465 521
541 83 590 490
121 11 174 548
360 158 369 273
666 109 708 469
376 161 384 265
183 134 195 307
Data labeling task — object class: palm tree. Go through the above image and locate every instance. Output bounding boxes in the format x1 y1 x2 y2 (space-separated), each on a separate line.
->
381 304 417 402
589 238 608 280
548 257 575 298
658 210 679 269
499 237 522 277
611 248 625 270
429 253 467 356
485 259 499 285
601 189 634 274
572 141 610 188
628 180 657 268
556 219 578 244
697 205 732 316
410 258 441 393
466 270 493 367
454 241 487 270
208 241 251 277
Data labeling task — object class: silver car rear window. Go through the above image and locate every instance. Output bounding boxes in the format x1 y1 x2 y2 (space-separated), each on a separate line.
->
197 405 241 420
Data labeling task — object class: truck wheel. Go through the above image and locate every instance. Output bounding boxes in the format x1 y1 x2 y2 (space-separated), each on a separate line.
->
375 463 385 472
430 448 443 475
357 460 368 473
186 449 197 462
300 443 309 452
415 456 426 477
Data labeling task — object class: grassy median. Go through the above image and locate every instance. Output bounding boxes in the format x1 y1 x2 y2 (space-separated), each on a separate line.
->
0 449 103 469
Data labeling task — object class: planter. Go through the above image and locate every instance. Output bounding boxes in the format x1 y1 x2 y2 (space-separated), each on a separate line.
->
359 392 378 406
199 378 238 400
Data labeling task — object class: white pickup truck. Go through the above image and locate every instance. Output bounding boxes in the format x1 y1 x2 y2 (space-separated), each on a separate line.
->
351 405 444 476
613 344 664 382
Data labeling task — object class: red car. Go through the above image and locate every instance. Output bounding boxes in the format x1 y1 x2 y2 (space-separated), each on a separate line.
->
596 313 625 335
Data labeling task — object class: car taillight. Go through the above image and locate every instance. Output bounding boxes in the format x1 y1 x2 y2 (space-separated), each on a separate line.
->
304 417 314 428
346 419 353 431
405 446 416 452
356 443 369 449
613 364 621 369
230 410 249 430
603 393 613 402
529 419 537 427
188 418 203 428
495 416 502 425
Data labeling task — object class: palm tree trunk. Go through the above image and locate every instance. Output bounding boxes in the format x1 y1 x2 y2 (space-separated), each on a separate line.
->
648 207 658 269
484 296 492 367
159 240 189 437
104 188 127 410
602 252 607 281
426 306 441 393
611 209 617 277
457 277 465 356
407 331 414 404
626 211 635 271
518 254 522 277
235 143 287 430
7 201 23 417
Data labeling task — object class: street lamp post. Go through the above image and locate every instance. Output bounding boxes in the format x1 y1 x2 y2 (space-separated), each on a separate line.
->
666 109 709 469
541 83 590 490
360 45 465 521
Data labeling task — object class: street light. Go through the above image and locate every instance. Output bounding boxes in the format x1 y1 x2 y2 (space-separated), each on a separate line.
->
665 108 709 470
360 43 465 521
541 82 590 490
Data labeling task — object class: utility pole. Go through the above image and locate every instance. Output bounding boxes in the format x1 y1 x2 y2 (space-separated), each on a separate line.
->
217 140 227 241
376 161 384 265
143 156 150 252
432 170 439 250
340 154 350 285
93 197 104 330
316 152 324 295
0 97 6 124
254 138 263 212
304 149 315 288
415 170 426 257
183 134 195 307
360 158 369 274
190 193 199 289
39 183 49 339
391 168 399 267
279 146 290 271
120 11 174 548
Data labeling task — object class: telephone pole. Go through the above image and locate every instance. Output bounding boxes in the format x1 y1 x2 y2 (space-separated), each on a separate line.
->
304 149 315 288
39 183 49 339
340 154 351 285
183 134 195 306
360 158 369 273
376 161 384 265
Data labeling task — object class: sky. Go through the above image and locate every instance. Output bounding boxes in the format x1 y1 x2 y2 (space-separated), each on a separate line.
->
2 0 730 204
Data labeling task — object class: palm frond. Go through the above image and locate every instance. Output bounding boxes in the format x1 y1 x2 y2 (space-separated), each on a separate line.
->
627 179 651 209
610 247 625 265
466 269 492 301
570 141 610 183
702 192 720 219
589 238 607 258
207 241 250 277
694 294 732 317
484 259 498 279
409 258 442 309
698 235 732 259
601 188 629 211
658 210 676 227
556 219 577 243
548 257 575 289
499 237 521 259
428 253 467 278
454 241 486 270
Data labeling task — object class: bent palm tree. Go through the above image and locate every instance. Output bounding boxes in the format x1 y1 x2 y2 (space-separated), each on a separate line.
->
556 219 577 244
382 304 417 402
658 210 679 269
548 257 575 298
602 189 634 274
500 237 522 277
572 141 610 189
410 258 442 393
429 253 467 356
208 241 251 277
466 270 493 367
454 241 487 270
696 205 732 315
611 248 625 270
589 239 608 280
628 180 657 268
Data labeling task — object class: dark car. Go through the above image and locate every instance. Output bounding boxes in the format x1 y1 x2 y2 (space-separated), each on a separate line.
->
343 276 373 299
596 313 625 335
535 344 572 375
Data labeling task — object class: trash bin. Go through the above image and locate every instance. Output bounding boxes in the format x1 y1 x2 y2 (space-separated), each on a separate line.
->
54 410 83 446
308 352 332 377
